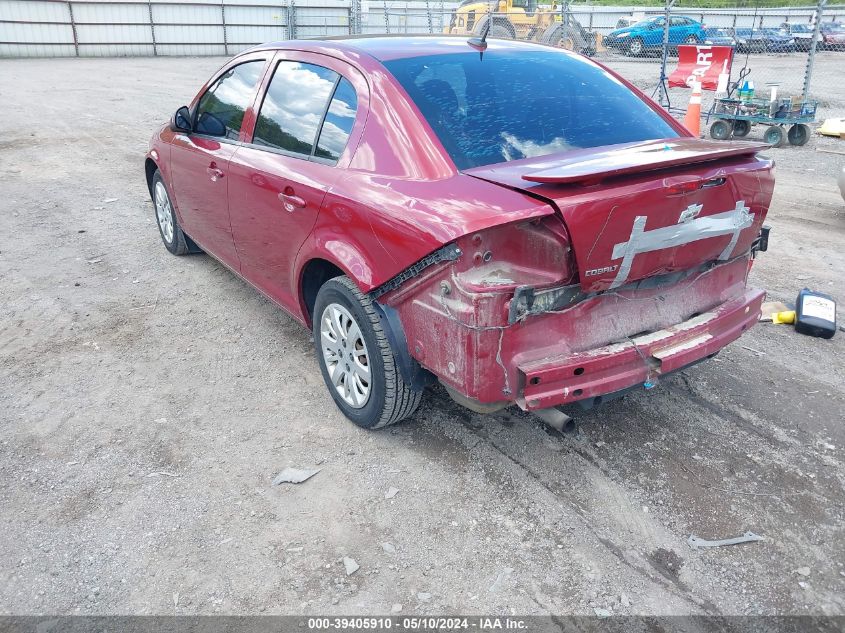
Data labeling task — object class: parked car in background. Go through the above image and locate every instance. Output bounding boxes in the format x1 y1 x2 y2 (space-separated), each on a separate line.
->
819 22 845 50
761 28 796 52
145 36 774 429
605 15 706 56
702 27 736 47
779 22 815 50
732 28 794 53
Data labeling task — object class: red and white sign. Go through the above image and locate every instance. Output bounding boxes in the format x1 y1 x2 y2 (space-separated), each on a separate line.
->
668 45 734 91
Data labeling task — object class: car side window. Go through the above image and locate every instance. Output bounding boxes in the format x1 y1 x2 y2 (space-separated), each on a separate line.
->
314 78 358 163
253 61 338 157
195 60 265 140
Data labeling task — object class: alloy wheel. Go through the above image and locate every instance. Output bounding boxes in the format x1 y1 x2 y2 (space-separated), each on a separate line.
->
320 303 371 408
154 180 175 244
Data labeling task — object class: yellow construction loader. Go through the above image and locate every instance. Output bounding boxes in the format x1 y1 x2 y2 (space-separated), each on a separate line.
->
443 0 601 55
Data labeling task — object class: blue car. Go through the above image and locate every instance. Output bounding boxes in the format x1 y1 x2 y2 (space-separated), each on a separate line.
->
732 28 795 53
702 27 736 47
605 15 707 56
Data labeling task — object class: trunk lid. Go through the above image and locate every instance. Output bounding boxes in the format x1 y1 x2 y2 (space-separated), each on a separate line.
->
465 138 773 292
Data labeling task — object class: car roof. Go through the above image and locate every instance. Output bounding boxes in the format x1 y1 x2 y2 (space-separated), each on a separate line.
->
248 35 561 62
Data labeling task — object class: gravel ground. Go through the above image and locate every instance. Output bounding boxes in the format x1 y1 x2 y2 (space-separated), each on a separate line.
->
1 53 844 617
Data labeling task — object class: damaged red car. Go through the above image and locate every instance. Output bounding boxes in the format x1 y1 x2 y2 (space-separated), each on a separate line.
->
145 36 773 429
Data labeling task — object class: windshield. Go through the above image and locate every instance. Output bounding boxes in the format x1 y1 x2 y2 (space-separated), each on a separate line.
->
633 17 660 28
384 50 678 170
790 24 812 32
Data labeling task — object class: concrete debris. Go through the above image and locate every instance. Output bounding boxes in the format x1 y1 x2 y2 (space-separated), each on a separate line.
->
391 603 402 613
489 567 514 592
687 531 763 549
794 567 811 577
381 542 396 555
103 198 119 203
594 608 612 617
385 487 399 499
343 557 359 576
272 467 320 485
417 592 432 602
620 593 631 607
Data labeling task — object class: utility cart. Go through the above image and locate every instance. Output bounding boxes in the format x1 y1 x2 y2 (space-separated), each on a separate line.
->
708 96 818 147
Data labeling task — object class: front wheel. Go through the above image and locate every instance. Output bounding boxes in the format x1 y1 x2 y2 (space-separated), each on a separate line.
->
313 276 422 429
709 119 732 140
685 34 698 44
764 125 785 148
151 170 190 256
627 37 644 56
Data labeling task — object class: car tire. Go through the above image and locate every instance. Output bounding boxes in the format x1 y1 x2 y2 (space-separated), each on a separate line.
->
627 37 644 56
685 35 698 44
764 125 785 148
787 123 810 146
313 276 422 429
151 170 189 256
732 119 751 137
709 119 732 140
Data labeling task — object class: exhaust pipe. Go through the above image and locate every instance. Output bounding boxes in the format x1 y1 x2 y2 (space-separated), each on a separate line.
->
534 407 577 435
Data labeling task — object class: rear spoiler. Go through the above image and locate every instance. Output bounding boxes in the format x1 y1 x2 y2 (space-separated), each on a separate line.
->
520 139 769 185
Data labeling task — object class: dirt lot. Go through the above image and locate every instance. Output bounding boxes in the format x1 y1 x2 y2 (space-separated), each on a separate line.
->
1 53 844 617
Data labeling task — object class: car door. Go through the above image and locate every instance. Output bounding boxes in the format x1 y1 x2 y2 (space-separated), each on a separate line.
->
227 52 364 315
668 16 687 44
168 54 269 268
644 17 665 46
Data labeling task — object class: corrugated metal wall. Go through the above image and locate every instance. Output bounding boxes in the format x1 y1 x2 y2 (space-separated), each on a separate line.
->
1 0 838 58
0 0 459 57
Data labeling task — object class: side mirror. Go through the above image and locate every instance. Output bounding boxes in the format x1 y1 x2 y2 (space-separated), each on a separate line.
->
171 106 192 133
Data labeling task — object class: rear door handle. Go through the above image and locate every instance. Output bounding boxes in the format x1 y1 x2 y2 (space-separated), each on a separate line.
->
206 164 225 181
279 192 306 212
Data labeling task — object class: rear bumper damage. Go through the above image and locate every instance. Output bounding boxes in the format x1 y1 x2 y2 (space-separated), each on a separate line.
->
385 254 764 413
516 286 763 410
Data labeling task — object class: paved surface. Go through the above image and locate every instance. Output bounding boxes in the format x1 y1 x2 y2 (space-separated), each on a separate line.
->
1 55 844 616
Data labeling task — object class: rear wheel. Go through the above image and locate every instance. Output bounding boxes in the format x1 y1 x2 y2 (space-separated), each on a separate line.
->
151 170 189 256
709 119 732 140
787 123 810 146
764 125 785 148
313 276 422 429
732 119 751 137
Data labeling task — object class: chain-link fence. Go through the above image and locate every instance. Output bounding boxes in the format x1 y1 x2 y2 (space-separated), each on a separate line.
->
2 0 843 143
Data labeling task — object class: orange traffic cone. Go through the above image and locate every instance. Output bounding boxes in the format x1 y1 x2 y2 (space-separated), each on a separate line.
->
684 81 702 137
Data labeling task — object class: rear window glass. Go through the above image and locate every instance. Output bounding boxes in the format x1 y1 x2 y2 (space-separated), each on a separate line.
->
384 50 678 169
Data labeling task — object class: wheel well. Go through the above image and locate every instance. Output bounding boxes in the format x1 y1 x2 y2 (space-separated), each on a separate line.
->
301 258 345 323
145 158 158 197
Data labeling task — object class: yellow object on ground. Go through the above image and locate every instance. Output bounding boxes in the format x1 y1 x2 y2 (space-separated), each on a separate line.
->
771 310 797 325
818 118 845 137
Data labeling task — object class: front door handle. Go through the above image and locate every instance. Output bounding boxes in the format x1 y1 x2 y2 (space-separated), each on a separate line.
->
279 192 306 212
206 163 225 182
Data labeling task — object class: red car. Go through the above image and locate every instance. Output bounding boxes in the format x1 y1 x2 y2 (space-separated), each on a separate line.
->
145 36 773 430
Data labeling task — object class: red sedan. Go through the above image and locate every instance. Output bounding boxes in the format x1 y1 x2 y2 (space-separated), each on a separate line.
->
145 36 773 429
